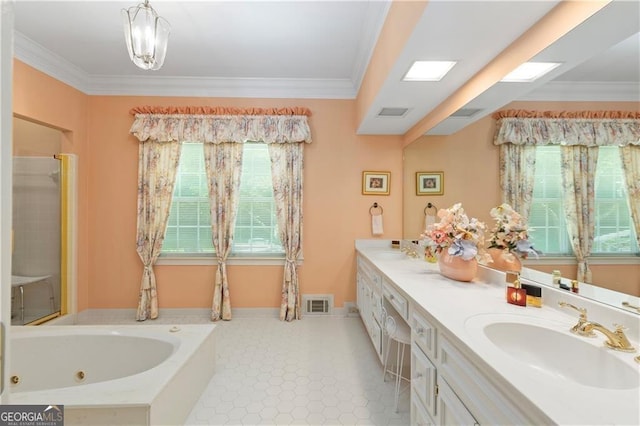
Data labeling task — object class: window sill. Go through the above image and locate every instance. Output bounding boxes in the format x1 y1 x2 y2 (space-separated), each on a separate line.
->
525 255 639 266
156 255 302 266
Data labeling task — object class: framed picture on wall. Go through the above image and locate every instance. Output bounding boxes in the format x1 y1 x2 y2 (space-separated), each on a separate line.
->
416 171 444 195
362 171 390 195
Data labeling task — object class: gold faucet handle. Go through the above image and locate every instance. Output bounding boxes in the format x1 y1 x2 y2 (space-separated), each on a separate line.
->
607 324 636 352
558 301 588 321
613 324 632 338
558 301 595 337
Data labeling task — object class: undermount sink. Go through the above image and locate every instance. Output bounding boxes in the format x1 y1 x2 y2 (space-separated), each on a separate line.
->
466 314 640 390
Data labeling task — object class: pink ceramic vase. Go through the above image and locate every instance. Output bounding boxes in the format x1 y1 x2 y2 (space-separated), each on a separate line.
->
487 248 522 272
437 250 478 282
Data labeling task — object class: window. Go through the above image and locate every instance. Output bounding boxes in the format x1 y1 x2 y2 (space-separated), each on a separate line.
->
529 146 638 255
163 143 212 254
232 143 283 255
162 142 283 256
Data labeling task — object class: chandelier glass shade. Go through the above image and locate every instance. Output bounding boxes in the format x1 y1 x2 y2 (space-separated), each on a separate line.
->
122 1 170 70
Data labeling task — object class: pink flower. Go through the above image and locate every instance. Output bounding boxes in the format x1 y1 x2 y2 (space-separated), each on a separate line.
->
432 230 447 244
420 203 486 259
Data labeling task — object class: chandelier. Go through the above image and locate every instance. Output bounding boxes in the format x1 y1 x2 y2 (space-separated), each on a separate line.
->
122 0 171 70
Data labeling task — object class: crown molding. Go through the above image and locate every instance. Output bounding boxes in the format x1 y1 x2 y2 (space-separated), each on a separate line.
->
14 31 90 92
13 30 358 99
351 0 391 93
86 75 357 99
518 81 640 102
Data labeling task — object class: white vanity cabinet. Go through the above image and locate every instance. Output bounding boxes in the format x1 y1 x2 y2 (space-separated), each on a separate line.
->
437 333 539 425
409 302 545 425
436 376 478 426
410 306 478 426
356 242 639 425
358 253 480 425
382 277 408 321
356 256 383 360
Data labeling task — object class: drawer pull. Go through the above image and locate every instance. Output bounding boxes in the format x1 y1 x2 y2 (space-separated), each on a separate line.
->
389 294 395 300
414 372 423 379
416 326 424 335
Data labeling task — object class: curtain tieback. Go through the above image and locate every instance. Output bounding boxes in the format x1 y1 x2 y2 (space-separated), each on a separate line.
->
142 265 153 289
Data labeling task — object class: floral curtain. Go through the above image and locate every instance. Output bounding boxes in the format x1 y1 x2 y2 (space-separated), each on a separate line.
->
620 146 640 247
493 110 640 147
129 106 312 144
498 143 536 220
268 143 305 321
204 143 244 321
129 106 311 321
560 146 598 283
135 140 181 321
494 110 640 280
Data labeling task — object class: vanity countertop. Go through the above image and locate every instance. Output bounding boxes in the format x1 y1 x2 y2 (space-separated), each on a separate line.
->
356 240 640 426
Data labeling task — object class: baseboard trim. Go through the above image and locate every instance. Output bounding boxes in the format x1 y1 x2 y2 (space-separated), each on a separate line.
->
43 306 353 325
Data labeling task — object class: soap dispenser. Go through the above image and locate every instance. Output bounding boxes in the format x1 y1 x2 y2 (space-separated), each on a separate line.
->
506 271 526 307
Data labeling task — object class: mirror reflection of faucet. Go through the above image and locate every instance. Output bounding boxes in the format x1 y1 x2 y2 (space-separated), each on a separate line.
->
622 301 640 314
558 301 636 352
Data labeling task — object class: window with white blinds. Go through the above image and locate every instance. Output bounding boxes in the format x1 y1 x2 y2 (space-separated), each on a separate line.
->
161 142 283 256
528 145 638 255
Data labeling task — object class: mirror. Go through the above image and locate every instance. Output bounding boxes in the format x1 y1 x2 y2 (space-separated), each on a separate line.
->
12 117 64 324
402 9 640 313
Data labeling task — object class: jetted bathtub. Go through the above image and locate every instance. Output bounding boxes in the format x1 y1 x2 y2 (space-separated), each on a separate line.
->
8 324 217 425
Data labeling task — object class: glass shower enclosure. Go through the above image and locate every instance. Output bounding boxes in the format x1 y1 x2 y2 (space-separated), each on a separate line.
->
11 156 61 324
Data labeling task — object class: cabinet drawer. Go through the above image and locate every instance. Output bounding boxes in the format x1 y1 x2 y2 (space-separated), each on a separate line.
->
370 318 382 357
437 376 478 426
411 343 437 418
439 333 533 425
411 390 436 426
357 256 381 287
371 289 382 324
411 308 437 361
382 279 408 320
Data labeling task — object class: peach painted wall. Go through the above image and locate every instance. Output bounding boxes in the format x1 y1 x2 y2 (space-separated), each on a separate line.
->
13 117 61 156
403 100 640 296
86 96 404 310
12 60 90 311
13 60 403 313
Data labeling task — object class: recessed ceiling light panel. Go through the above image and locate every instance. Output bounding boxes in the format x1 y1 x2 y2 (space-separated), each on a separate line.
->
500 62 561 82
403 61 457 81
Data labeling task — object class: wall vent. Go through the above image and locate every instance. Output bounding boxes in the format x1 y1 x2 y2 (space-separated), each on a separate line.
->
450 107 483 118
377 107 409 117
302 294 333 315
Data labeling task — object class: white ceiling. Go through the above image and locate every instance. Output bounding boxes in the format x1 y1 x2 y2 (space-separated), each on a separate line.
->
12 0 640 138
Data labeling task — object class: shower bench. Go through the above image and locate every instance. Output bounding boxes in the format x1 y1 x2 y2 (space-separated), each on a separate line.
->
11 275 55 325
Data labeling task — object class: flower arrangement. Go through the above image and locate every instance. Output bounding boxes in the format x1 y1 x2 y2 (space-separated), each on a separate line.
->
488 203 540 259
420 203 486 261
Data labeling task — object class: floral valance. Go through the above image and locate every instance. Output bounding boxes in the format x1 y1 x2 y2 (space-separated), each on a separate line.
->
493 110 640 147
129 106 312 144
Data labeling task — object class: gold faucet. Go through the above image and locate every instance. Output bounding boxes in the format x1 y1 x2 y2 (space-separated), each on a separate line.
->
558 301 595 337
581 322 636 353
401 245 420 258
558 301 636 352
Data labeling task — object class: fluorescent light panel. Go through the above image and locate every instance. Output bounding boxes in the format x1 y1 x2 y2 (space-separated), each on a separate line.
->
501 62 561 82
403 61 456 81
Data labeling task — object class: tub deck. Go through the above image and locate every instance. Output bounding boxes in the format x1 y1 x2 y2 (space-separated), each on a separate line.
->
8 324 217 426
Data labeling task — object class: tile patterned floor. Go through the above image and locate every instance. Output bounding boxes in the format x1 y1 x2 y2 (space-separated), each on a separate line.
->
76 311 410 425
